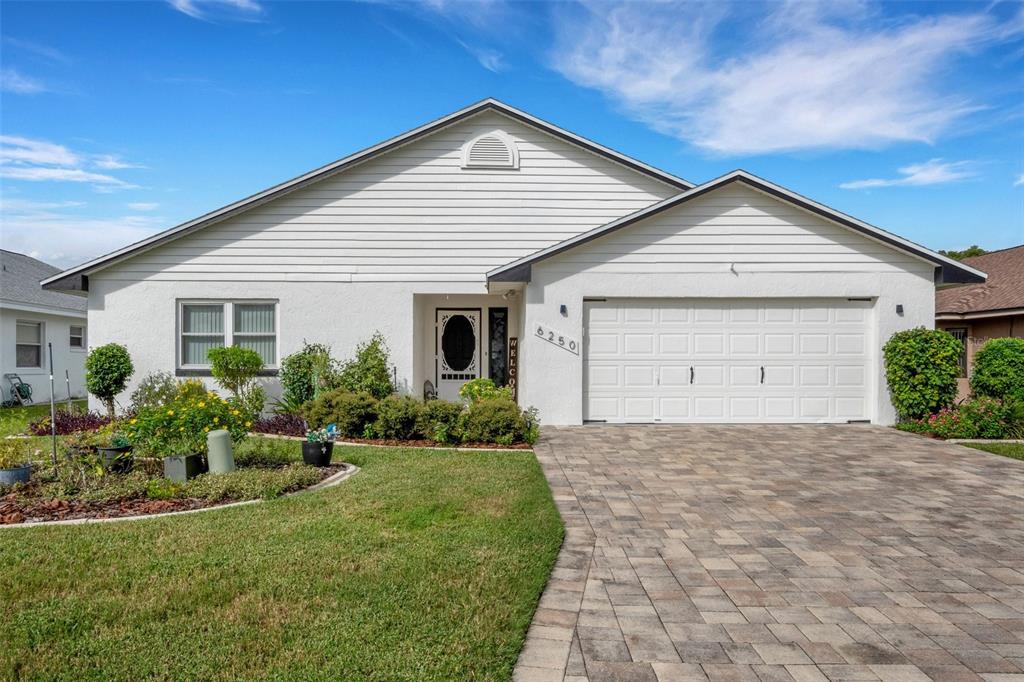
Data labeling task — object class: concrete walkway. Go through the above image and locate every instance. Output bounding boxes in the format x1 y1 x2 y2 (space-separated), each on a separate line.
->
515 425 1024 682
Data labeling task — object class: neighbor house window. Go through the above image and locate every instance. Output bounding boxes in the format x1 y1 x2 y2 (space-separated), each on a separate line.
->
947 327 968 377
69 325 85 350
16 321 43 368
178 301 277 369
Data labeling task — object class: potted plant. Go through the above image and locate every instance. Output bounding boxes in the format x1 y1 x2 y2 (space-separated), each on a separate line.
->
0 440 32 487
302 428 334 467
96 429 134 474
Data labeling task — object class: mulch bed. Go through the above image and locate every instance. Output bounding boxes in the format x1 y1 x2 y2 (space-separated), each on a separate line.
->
0 465 345 526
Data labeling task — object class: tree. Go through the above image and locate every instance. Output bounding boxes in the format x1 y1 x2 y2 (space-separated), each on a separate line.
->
938 245 987 261
207 346 266 418
85 344 134 418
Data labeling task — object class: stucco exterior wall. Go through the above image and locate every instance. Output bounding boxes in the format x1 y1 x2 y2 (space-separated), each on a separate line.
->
519 266 935 427
1 308 87 404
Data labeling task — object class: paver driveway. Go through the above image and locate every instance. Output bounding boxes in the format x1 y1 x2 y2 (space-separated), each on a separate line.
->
515 425 1024 682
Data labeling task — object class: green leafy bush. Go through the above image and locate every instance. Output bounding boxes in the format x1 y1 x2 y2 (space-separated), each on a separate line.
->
458 378 512 403
883 328 961 419
302 389 378 437
234 437 298 468
460 397 529 445
0 440 31 469
183 463 322 501
208 346 266 417
85 343 134 418
374 395 424 440
127 385 249 456
971 338 1024 403
338 333 394 399
418 400 465 444
277 342 340 413
129 371 180 411
896 396 1024 440
146 478 183 501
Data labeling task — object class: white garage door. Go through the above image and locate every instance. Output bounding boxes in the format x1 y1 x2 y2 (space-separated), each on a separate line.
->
584 299 873 423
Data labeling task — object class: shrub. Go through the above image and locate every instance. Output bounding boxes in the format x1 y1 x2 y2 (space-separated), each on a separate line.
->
458 377 512 403
28 409 110 436
278 342 340 412
418 400 465 444
208 346 266 417
234 437 298 468
897 396 1024 440
127 386 249 456
251 413 306 437
460 397 529 445
0 440 31 469
374 395 424 440
971 338 1024 403
338 332 394 399
183 463 321 501
129 371 179 411
882 328 962 419
85 343 134 418
302 388 378 437
146 479 183 501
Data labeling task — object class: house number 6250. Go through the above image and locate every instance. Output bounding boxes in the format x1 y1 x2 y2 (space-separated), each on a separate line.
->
535 325 579 355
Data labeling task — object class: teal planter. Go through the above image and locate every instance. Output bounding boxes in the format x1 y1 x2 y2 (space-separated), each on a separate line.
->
0 464 31 487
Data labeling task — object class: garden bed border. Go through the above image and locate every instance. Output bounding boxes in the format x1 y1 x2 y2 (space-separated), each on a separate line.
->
252 432 532 453
1 463 359 529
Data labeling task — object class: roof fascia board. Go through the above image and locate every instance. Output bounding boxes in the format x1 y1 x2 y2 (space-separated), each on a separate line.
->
936 307 1024 321
0 300 88 318
43 99 691 290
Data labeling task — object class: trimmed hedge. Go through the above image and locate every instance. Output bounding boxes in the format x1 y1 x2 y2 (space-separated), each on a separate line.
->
883 328 962 419
971 338 1024 403
418 400 465 445
374 395 423 440
302 389 377 438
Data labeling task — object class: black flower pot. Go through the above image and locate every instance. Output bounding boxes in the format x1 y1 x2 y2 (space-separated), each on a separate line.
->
98 446 134 473
302 441 334 467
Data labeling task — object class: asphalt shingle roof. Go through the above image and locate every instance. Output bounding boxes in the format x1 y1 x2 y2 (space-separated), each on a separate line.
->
0 250 87 313
935 244 1024 315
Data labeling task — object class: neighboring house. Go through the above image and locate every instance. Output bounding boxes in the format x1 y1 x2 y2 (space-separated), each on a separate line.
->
936 244 1024 398
42 99 984 425
1 250 88 404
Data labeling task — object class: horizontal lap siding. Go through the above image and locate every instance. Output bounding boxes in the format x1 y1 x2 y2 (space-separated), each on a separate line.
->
98 111 674 283
546 185 926 274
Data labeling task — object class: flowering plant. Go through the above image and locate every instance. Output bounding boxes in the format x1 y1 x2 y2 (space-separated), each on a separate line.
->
127 388 249 456
305 428 331 444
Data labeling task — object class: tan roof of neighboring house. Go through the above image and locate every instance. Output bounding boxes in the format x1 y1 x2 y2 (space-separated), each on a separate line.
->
936 244 1024 315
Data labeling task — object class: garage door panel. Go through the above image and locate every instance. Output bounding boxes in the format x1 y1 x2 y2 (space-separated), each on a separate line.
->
584 299 872 424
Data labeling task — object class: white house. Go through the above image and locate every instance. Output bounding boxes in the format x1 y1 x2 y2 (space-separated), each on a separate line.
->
2 250 88 404
42 100 984 425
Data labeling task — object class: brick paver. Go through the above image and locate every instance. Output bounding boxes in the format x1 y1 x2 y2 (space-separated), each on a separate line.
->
513 425 1024 682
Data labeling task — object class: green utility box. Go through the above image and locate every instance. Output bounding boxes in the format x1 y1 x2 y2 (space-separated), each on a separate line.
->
206 429 235 474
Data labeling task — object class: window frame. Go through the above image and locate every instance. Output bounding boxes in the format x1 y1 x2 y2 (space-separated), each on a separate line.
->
15 320 44 369
69 324 86 351
946 326 969 378
176 299 279 371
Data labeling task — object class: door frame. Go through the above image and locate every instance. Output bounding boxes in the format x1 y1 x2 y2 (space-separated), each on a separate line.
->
435 307 483 395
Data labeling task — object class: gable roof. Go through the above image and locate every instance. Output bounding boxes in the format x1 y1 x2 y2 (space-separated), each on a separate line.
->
487 170 987 285
42 98 694 292
1 250 87 315
935 244 1024 317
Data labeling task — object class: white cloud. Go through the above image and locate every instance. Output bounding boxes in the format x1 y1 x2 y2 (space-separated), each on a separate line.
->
551 3 1023 155
168 0 264 21
840 159 978 189
1015 174 1024 187
127 202 160 211
0 212 163 268
456 40 507 72
0 135 141 190
0 68 48 94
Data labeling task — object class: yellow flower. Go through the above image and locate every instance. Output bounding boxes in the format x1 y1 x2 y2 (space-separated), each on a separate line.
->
203 427 210 433
130 418 137 424
179 426 184 431
231 409 239 416
213 416 219 423
245 421 252 428
198 401 205 408
167 410 174 416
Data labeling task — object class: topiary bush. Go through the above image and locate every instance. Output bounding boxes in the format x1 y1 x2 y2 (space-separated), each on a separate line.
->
374 395 424 440
277 342 339 413
302 388 378 438
338 332 394 399
460 397 529 445
418 400 465 444
85 343 134 418
882 328 962 419
208 346 265 418
970 338 1024 403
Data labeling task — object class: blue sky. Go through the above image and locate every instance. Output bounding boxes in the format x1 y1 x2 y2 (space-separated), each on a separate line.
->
1 0 1022 268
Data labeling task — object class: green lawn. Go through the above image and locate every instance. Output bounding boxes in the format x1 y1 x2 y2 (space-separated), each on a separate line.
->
0 444 563 681
962 441 1024 461
0 400 88 438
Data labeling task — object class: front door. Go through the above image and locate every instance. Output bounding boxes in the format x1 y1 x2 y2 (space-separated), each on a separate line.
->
436 309 481 400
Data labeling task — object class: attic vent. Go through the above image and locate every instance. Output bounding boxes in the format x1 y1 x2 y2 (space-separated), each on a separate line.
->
462 131 519 169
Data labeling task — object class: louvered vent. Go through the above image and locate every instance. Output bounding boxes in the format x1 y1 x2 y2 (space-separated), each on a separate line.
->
462 132 518 169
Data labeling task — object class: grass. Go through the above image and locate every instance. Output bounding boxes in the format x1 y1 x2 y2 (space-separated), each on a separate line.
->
962 441 1024 461
0 400 87 438
0 443 563 681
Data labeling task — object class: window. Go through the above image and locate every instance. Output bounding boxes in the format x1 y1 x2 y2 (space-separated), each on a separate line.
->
69 325 85 350
178 301 277 368
947 327 968 378
16 321 42 368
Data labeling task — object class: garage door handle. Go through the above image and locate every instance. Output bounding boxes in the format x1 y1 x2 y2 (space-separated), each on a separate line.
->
690 366 694 384
760 366 765 384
